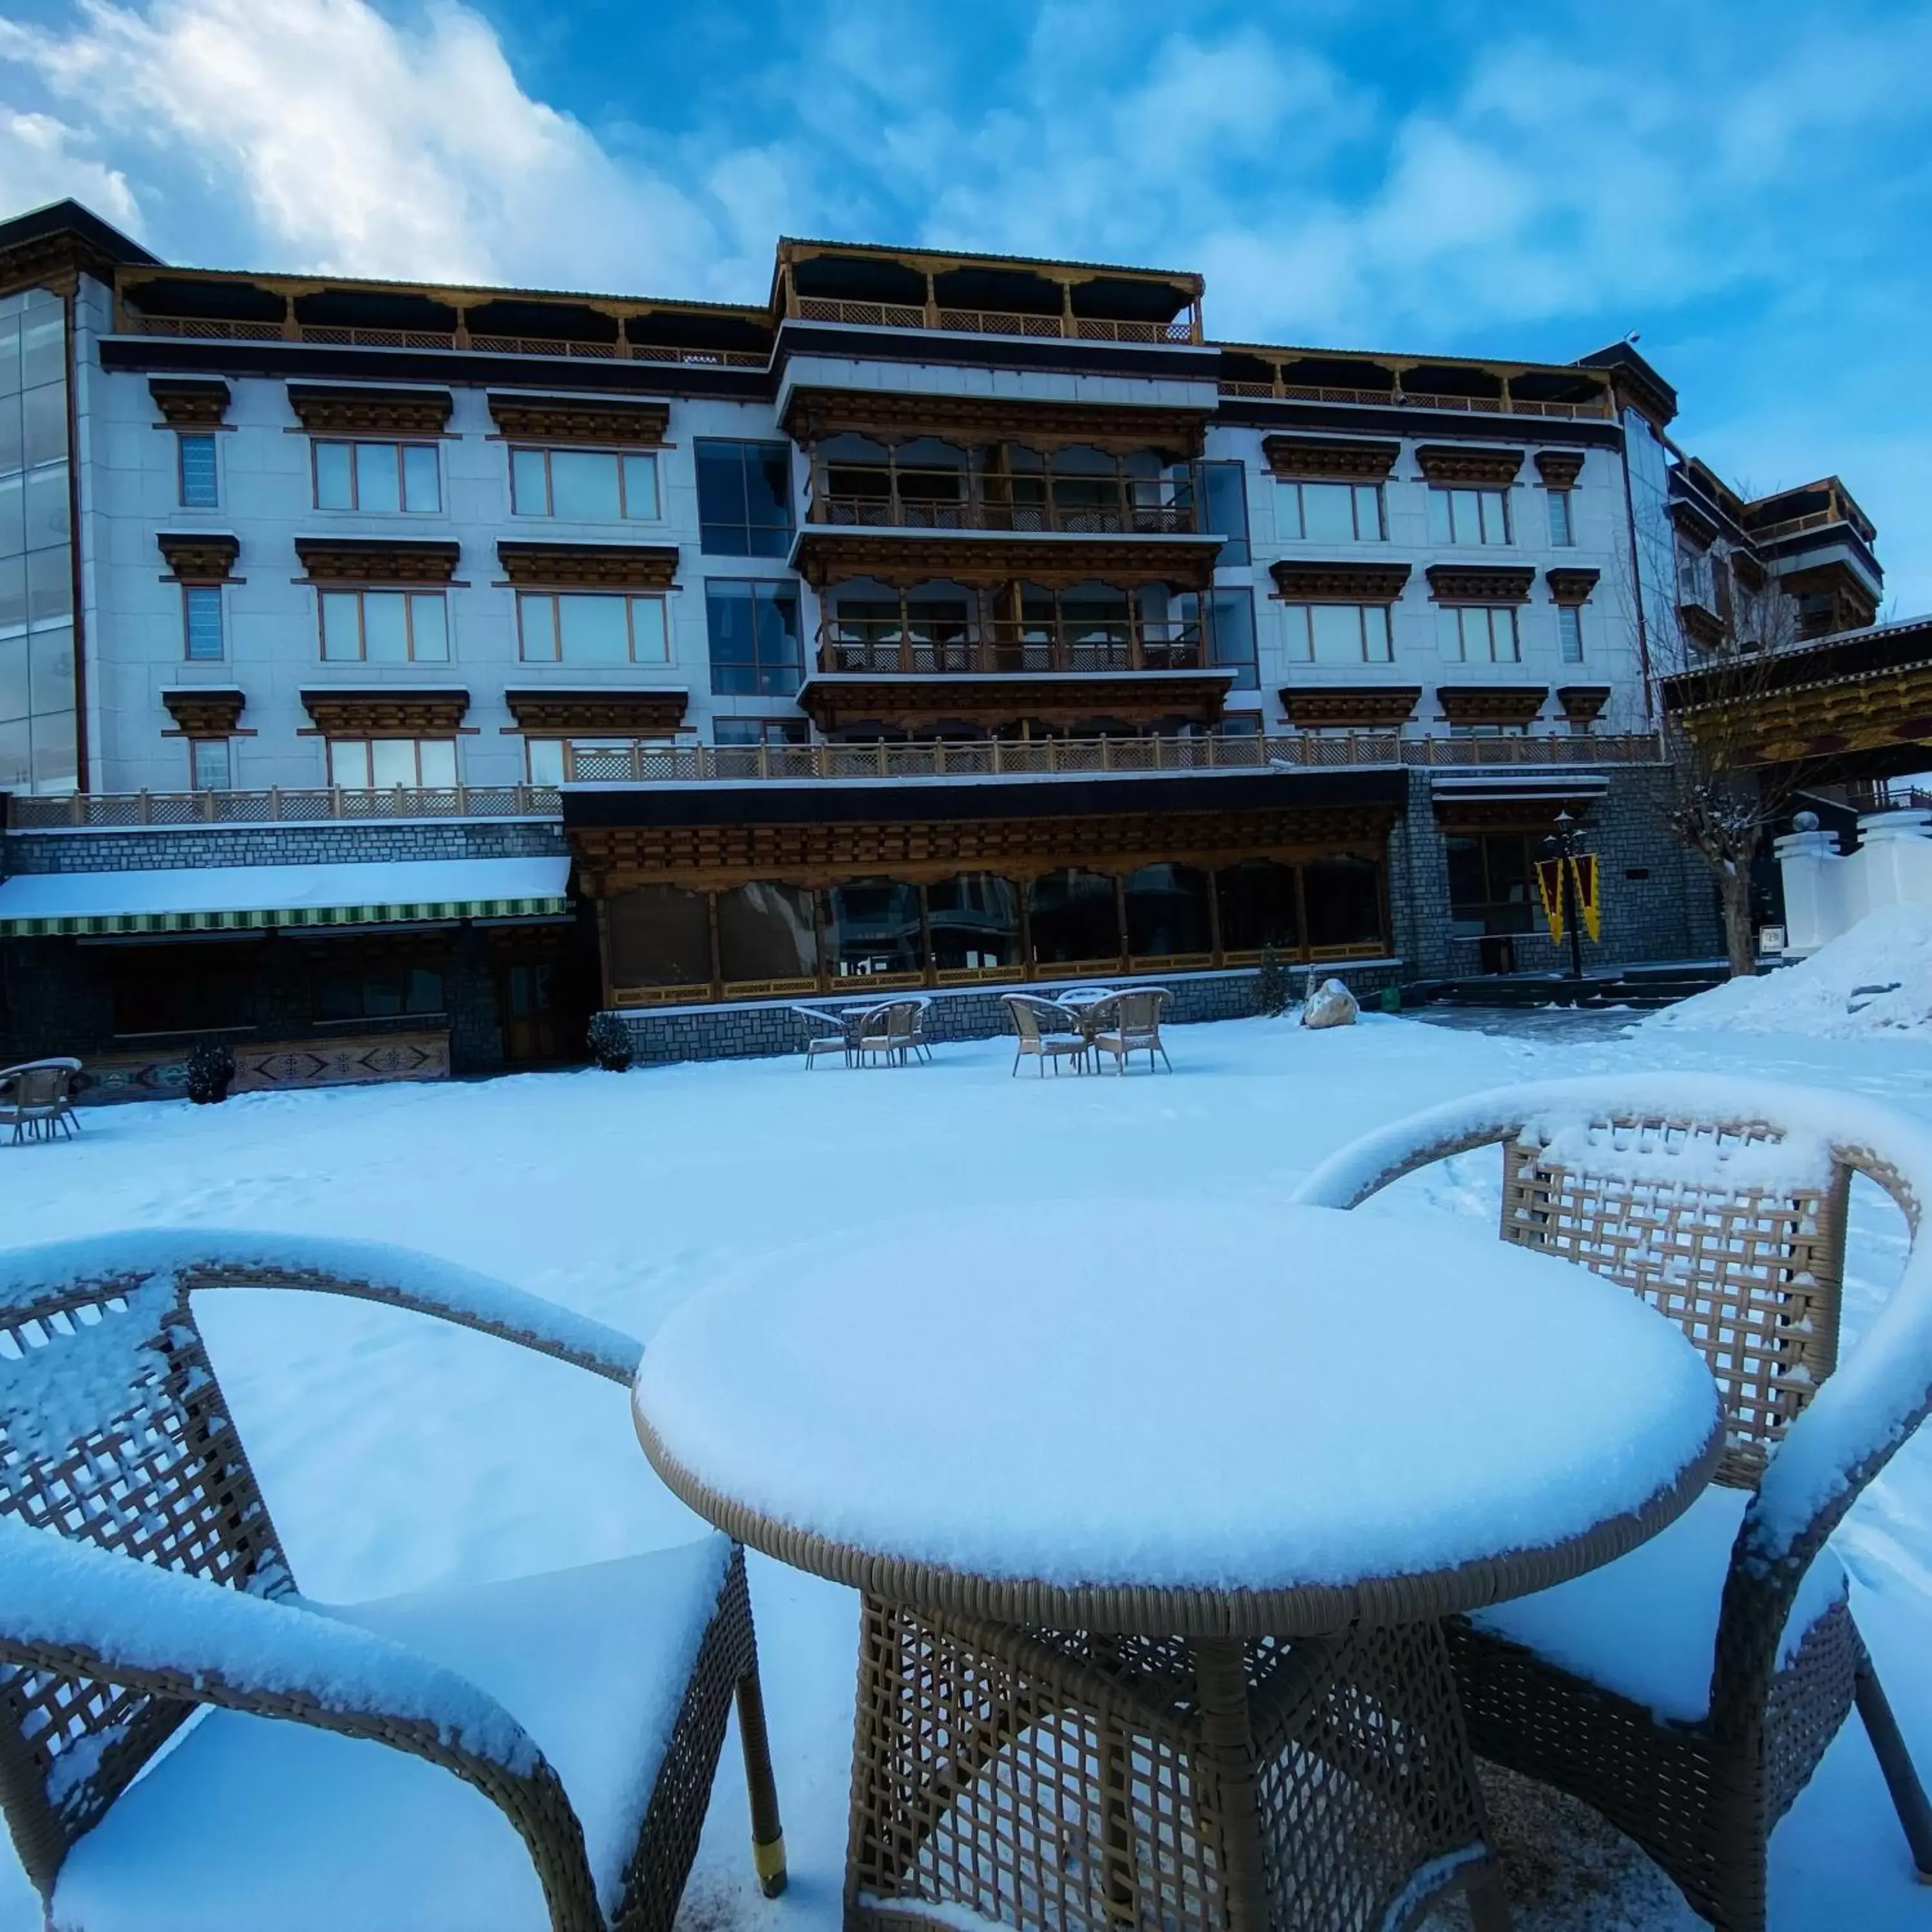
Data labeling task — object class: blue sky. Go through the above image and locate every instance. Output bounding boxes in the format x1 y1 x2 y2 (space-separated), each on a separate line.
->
1 0 1927 607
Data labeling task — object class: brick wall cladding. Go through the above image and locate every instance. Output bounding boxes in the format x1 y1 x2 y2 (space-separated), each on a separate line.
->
0 819 567 875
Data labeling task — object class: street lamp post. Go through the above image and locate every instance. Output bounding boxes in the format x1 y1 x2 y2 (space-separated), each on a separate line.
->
1544 809 1587 982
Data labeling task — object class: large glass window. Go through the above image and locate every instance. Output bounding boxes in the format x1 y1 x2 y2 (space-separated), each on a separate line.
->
182 585 225 661
313 960 446 1022
715 882 817 985
1125 864 1213 959
1436 605 1520 663
1215 860 1300 954
606 885 712 990
706 578 802 696
1446 832 1536 938
516 592 668 664
927 873 1020 972
510 448 659 522
824 878 922 978
1209 587 1258 689
1282 603 1394 664
111 943 258 1037
327 738 458 788
1303 857 1384 952
314 440 440 513
1276 480 1385 543
695 439 793 556
1027 869 1121 967
714 717 810 746
178 433 219 508
1198 460 1251 565
1427 488 1511 545
320 589 448 662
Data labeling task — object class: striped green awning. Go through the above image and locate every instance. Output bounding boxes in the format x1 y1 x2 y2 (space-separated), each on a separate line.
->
0 858 572 938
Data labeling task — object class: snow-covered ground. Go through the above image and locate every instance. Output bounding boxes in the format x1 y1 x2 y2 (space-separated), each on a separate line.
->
2 1010 1929 1931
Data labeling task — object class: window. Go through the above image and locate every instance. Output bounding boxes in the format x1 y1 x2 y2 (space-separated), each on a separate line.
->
313 961 446 1023
319 590 449 662
1676 544 1712 608
1547 489 1575 547
1198 460 1251 565
1276 480 1385 543
1427 488 1511 545
177 433 218 508
1208 587 1258 688
695 440 793 556
111 943 258 1037
182 585 224 661
516 592 668 665
188 737 232 790
1027 869 1121 967
607 885 713 990
715 717 810 746
1282 603 1394 664
706 578 802 696
1303 856 1384 951
510 448 659 522
824 878 922 977
1558 605 1584 663
314 440 440 513
928 873 1021 971
1446 832 1537 938
1437 605 1521 663
327 738 458 788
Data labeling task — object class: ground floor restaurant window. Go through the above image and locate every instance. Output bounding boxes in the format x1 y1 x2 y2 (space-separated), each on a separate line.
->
600 853 1388 1001
312 960 446 1023
110 943 259 1037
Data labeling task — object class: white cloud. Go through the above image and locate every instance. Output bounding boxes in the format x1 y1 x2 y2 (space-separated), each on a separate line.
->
0 102 141 232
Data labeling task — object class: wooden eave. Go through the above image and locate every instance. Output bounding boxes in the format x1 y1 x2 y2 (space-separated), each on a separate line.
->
495 541 679 590
571 800 1394 896
1555 685 1613 723
486 393 669 447
1413 445 1526 486
1545 568 1602 605
1432 793 1598 832
1668 498 1719 547
156 531 240 581
286 383 454 437
1269 562 1412 604
294 538 462 585
796 672 1231 732
1425 564 1535 605
502 688 689 734
1533 451 1586 489
1278 685 1421 729
299 688 471 736
1672 658 1932 766
1260 436 1401 481
1677 601 1724 649
1435 685 1550 726
160 688 246 736
149 377 231 427
791 529 1220 591
782 386 1209 457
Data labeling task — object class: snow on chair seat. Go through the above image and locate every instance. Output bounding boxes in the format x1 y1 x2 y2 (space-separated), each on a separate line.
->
1293 1074 1932 1932
50 1539 737 1932
0 1233 785 1932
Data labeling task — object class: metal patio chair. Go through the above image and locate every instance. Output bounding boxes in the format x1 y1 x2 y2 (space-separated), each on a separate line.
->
1000 994 1090 1076
1088 989 1173 1074
0 1059 82 1143
1293 1075 1932 1932
0 1234 786 1932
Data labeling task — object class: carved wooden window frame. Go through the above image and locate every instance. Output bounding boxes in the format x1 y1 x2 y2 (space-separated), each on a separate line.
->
312 439 443 515
1426 486 1513 547
1274 477 1387 544
1280 601 1396 665
317 587 451 665
1436 605 1522 663
508 446 663 523
515 590 671 666
325 737 460 788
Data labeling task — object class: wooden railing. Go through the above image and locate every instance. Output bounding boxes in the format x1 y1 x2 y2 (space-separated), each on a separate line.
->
792 297 1198 344
818 619 1211 676
126 314 766 366
1224 376 1613 420
8 784 561 830
806 462 1199 536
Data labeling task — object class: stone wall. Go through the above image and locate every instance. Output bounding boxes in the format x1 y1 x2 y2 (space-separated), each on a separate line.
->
0 816 566 875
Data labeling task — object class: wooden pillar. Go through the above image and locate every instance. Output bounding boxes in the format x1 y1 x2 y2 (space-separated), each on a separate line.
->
1207 866 1224 965
705 891 724 1002
1113 873 1130 968
451 305 471 350
281 292 299 341
1498 374 1512 413
923 271 940 330
1059 276 1076 338
917 883 935 985
594 898 616 1012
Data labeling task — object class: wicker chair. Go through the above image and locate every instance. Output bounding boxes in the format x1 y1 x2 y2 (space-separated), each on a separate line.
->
0 1059 82 1143
1088 988 1172 1073
0 1233 786 1932
1293 1075 1932 1932
790 1004 852 1068
1000 994 1090 1076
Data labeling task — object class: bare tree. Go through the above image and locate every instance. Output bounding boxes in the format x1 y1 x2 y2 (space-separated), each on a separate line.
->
1620 491 1806 978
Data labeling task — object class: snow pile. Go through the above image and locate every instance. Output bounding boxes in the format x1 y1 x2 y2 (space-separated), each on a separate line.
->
1651 904 1932 1038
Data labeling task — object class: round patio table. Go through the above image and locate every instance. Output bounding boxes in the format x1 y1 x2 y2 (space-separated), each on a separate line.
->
633 1202 1722 1932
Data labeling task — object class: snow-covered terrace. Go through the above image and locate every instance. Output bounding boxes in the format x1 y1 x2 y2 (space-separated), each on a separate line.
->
0 1003 1927 1930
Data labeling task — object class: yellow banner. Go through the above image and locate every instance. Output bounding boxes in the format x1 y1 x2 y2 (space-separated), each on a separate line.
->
1535 857 1567 943
1570 853 1602 943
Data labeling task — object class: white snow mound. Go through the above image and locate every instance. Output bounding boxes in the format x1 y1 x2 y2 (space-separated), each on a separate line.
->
1649 904 1932 1038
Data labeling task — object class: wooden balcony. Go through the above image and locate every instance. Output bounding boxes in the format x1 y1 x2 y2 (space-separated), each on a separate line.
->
806 461 1198 536
817 617 1209 676
790 298 1197 344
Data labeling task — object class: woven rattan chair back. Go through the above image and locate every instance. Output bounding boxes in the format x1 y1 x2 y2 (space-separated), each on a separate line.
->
1499 1115 1848 1490
1103 989 1168 1039
0 1265 292 1886
884 1000 918 1045
1001 994 1063 1048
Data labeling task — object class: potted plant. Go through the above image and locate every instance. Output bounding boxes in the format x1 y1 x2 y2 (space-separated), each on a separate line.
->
185 1039 237 1105
586 1011 634 1072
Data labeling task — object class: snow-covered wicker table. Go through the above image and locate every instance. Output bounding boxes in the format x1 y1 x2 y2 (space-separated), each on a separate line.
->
632 1203 1724 1932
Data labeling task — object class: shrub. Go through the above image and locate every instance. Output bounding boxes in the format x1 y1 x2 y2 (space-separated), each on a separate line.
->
1255 945 1289 1018
185 1040 236 1106
586 1010 634 1072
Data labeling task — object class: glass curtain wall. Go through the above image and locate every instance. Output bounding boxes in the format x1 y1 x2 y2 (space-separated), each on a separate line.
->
0 288 76 793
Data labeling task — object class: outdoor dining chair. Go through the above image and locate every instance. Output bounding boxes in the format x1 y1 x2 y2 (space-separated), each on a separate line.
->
1293 1075 1932 1932
1000 993 1090 1076
0 1233 786 1932
852 997 930 1067
0 1058 82 1143
1088 988 1173 1073
790 1003 853 1068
